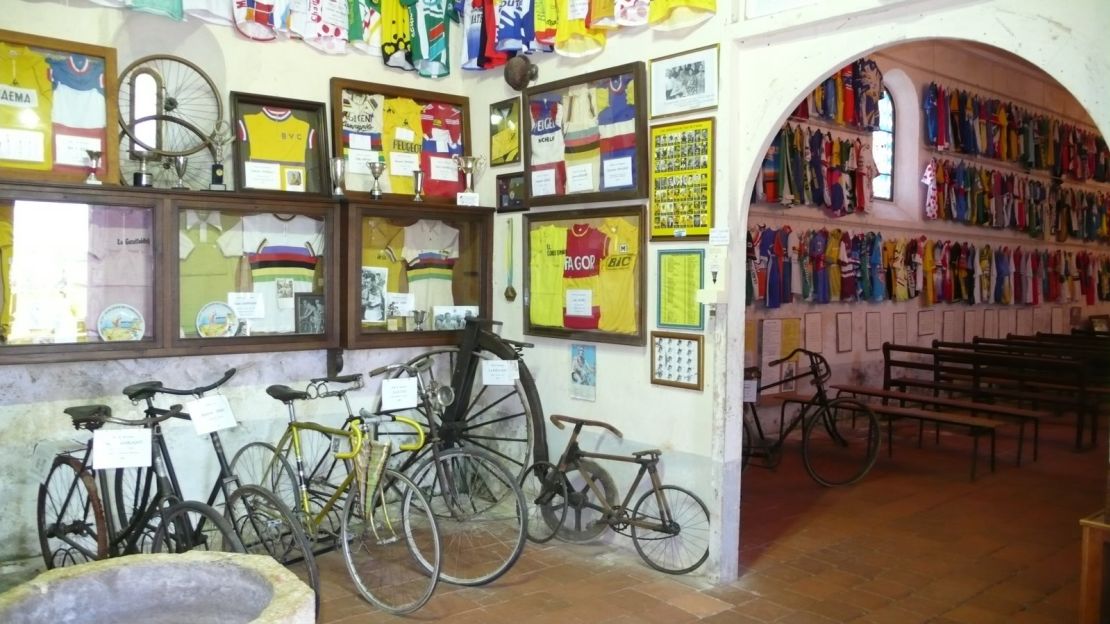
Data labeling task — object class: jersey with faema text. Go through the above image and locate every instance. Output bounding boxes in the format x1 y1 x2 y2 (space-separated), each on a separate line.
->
0 43 53 171
563 223 607 329
597 216 638 334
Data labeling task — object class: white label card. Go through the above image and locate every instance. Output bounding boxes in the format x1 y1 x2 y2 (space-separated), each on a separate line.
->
92 428 152 470
568 0 589 20
709 228 730 246
394 126 415 143
429 156 457 181
565 289 593 317
349 134 377 151
566 163 594 193
389 151 419 176
55 134 103 167
244 160 282 190
386 292 415 316
743 378 758 403
602 157 633 188
380 377 419 411
228 291 265 319
531 169 556 196
346 148 381 173
482 360 520 385
0 127 45 162
187 395 238 435
431 128 452 153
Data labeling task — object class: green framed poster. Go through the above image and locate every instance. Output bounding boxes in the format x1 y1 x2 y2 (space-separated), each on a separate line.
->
657 249 704 330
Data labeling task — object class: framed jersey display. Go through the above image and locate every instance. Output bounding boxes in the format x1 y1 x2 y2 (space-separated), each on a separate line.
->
230 92 328 194
489 97 521 167
329 78 471 204
0 30 119 186
649 117 714 240
649 45 719 119
523 205 646 346
522 62 649 207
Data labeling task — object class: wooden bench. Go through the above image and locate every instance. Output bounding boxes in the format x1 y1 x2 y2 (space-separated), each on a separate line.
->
861 402 1002 481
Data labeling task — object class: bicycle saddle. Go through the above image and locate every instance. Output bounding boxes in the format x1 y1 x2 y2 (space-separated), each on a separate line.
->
64 404 111 430
310 373 362 385
632 449 662 458
266 385 309 403
123 381 164 402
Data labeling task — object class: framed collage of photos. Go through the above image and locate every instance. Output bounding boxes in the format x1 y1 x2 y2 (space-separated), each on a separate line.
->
522 62 649 207
0 29 119 186
230 91 329 194
651 331 704 390
330 78 470 204
649 117 714 239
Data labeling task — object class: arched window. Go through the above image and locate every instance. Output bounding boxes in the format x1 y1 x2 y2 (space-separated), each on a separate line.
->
871 87 894 201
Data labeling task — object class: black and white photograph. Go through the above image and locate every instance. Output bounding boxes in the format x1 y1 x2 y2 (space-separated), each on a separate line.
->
650 331 704 390
433 305 480 330
294 293 324 334
361 266 388 323
649 45 720 119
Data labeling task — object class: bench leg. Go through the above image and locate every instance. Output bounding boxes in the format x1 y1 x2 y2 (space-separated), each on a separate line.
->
971 433 979 482
1016 421 1025 467
917 421 925 448
990 430 996 473
887 418 894 458
1033 420 1039 462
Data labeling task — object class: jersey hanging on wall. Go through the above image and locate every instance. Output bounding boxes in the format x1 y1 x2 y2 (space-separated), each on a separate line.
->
382 96 423 195
530 95 566 196
47 54 107 175
529 224 568 327
0 43 53 171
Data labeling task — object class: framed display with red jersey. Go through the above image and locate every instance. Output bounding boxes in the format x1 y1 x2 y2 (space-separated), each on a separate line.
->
523 205 646 346
0 30 119 186
329 78 471 204
230 91 329 194
649 117 714 240
522 62 649 207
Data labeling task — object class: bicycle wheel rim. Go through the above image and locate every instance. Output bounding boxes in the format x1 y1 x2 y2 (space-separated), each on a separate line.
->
630 485 710 575
37 456 107 568
556 459 616 543
520 461 567 544
802 398 881 487
118 54 222 155
341 470 440 614
151 500 244 554
231 441 299 513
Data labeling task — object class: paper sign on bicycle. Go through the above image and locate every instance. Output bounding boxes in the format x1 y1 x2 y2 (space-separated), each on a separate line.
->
187 395 238 435
381 377 419 410
481 360 519 385
92 428 152 469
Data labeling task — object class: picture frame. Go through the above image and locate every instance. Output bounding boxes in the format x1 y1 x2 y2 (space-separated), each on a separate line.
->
1091 314 1110 332
294 293 325 334
650 331 704 391
836 312 853 352
649 45 719 119
657 249 704 330
496 172 526 212
330 78 470 203
649 117 714 239
523 205 646 346
489 97 521 167
0 29 119 186
230 91 329 194
522 61 648 207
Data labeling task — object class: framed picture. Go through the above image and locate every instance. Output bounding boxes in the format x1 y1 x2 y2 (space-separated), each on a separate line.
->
496 172 526 212
570 343 597 401
650 331 704 390
522 62 648 207
657 249 704 330
294 293 325 334
1091 314 1110 332
490 97 520 166
0 30 119 185
523 205 646 346
649 45 719 119
230 91 328 194
330 78 470 203
649 117 714 239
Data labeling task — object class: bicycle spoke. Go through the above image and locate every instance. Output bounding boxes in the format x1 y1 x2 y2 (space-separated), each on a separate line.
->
461 410 526 431
459 437 526 468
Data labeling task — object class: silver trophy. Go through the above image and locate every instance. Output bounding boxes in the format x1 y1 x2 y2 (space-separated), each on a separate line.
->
85 149 103 185
209 121 232 190
133 150 154 187
451 155 486 192
412 310 427 331
172 156 189 189
331 156 346 196
367 161 386 199
413 169 425 202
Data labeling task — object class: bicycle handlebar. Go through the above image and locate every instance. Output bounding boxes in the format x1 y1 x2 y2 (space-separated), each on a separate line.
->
334 422 364 460
768 348 813 367
550 414 623 438
139 369 237 397
356 410 426 451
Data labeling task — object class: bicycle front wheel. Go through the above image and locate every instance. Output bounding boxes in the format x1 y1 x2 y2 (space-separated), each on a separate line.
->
410 447 526 586
231 441 299 513
630 485 710 575
151 500 244 554
801 398 881 487
520 461 567 544
37 456 107 568
341 469 441 614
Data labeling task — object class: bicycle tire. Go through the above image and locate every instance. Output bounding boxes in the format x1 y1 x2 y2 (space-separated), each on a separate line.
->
801 397 881 487
227 485 320 616
341 469 441 614
741 415 753 472
117 54 222 156
231 441 299 513
111 465 163 554
150 500 245 554
409 447 526 586
630 485 710 575
519 461 567 544
37 455 107 568
553 459 616 543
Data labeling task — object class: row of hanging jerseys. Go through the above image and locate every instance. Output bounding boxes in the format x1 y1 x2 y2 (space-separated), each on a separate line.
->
758 126 878 217
922 82 1110 183
747 225 1110 309
921 157 1110 242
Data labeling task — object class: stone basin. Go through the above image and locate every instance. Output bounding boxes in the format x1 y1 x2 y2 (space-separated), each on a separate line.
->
0 551 314 624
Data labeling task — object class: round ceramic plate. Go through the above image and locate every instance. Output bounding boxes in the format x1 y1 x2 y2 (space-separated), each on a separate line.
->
97 304 145 342
196 301 238 338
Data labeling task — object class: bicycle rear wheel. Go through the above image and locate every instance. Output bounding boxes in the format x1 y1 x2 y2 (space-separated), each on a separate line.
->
519 461 567 543
37 456 107 568
801 398 881 487
151 500 244 554
231 441 299 512
630 485 710 575
341 469 441 614
409 447 526 586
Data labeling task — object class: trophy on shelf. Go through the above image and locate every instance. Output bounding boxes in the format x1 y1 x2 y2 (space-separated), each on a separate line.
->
367 160 386 199
209 121 231 190
133 150 154 187
413 169 425 202
172 156 189 189
412 310 427 331
451 155 485 206
331 156 347 196
84 149 103 185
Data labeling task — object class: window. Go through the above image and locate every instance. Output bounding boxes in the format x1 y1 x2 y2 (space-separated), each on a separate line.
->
871 88 894 201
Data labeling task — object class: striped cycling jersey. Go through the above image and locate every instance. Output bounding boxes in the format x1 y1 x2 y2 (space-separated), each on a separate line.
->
598 75 636 190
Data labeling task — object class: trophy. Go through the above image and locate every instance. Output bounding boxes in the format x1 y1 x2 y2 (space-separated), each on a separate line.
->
133 150 153 187
412 169 425 202
84 150 103 185
209 121 231 190
451 155 485 205
367 161 386 199
172 156 189 189
412 310 427 331
330 157 346 196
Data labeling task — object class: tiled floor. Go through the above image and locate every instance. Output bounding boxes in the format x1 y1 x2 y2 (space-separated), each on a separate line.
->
319 416 1106 623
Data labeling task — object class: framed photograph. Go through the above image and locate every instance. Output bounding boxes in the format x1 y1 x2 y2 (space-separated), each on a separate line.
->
1091 314 1110 332
230 91 328 194
294 293 325 334
433 305 480 330
570 343 597 401
330 78 470 203
0 29 119 185
649 117 714 240
657 249 704 330
650 331 704 391
917 309 936 336
496 172 526 212
649 45 719 119
522 61 648 207
490 97 520 166
523 205 646 346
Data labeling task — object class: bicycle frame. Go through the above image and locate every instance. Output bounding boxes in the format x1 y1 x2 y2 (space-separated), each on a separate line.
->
281 419 363 534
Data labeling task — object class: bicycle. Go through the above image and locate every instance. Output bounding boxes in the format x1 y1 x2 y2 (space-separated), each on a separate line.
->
37 404 244 570
117 369 320 612
742 348 881 487
520 414 711 575
238 375 443 614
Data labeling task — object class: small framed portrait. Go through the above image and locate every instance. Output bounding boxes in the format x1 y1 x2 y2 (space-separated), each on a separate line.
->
294 293 325 334
649 45 719 119
496 172 526 212
231 91 329 194
490 97 521 166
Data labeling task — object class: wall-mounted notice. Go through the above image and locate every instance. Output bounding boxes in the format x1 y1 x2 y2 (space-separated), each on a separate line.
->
836 312 852 353
941 310 960 343
917 309 936 336
892 312 908 345
865 312 881 351
964 309 983 342
804 312 822 353
983 309 998 339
